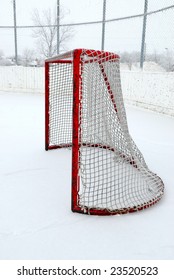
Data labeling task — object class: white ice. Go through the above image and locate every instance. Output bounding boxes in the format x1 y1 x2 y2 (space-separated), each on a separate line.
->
0 91 174 260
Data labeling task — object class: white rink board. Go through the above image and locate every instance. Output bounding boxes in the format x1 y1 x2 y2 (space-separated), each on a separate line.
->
0 66 174 116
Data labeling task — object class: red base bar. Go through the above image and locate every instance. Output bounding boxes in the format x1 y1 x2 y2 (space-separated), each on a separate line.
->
46 143 72 150
72 195 164 216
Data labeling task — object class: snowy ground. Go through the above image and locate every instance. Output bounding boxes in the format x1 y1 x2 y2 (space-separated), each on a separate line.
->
0 91 174 260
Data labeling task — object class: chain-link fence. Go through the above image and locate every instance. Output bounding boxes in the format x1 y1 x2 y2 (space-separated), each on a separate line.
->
0 0 174 116
0 0 174 70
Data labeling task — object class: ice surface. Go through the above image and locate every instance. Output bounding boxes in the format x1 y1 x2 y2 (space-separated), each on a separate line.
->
0 91 174 260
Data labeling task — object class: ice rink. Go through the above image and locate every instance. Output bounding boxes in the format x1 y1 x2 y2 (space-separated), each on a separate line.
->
0 91 174 260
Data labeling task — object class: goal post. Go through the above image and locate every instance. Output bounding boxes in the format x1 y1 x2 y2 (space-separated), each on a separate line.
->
45 48 164 215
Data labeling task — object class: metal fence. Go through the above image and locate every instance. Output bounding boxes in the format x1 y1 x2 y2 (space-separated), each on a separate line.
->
0 0 174 70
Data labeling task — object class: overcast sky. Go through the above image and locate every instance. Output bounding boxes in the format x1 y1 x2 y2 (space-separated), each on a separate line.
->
0 0 173 56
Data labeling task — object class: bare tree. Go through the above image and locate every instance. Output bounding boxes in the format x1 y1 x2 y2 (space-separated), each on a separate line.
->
146 50 174 72
163 49 174 71
32 7 73 58
22 48 36 66
120 51 140 70
0 49 4 59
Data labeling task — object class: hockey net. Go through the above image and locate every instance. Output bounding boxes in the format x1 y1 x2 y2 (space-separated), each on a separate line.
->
45 49 164 215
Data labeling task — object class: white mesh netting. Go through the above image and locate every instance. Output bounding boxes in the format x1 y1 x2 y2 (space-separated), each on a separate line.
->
46 49 164 215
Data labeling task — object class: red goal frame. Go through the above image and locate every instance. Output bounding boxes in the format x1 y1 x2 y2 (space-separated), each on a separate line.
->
45 49 164 216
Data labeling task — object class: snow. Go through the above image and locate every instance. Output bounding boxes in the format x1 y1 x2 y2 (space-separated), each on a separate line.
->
0 91 174 260
0 66 174 116
121 71 174 117
120 61 166 72
0 66 44 93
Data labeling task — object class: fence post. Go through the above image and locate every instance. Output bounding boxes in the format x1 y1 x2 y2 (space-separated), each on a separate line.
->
57 0 60 54
13 0 18 65
140 0 148 69
101 0 106 50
